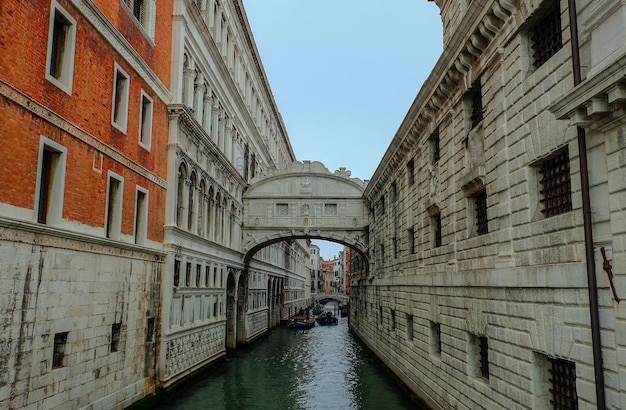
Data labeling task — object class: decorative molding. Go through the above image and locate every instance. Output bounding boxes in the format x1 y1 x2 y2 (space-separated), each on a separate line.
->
0 80 167 188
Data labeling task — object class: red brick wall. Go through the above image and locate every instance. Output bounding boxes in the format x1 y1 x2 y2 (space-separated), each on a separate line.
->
0 0 172 242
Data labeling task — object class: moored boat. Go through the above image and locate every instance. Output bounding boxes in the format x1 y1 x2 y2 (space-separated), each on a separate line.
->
315 312 338 326
288 314 316 329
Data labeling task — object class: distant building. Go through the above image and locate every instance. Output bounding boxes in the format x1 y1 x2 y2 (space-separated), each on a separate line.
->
308 242 322 295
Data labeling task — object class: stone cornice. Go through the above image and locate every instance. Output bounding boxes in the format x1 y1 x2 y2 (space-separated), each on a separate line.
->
365 0 517 199
0 217 166 260
230 0 295 161
1 80 167 189
69 0 172 103
183 1 285 174
550 53 626 130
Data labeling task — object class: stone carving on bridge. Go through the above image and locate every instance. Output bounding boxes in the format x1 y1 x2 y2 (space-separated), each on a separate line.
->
243 161 370 260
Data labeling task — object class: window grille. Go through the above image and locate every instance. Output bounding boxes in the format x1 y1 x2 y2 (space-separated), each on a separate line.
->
539 149 571 217
479 336 489 379
469 81 483 129
474 189 488 235
548 358 578 409
531 5 562 68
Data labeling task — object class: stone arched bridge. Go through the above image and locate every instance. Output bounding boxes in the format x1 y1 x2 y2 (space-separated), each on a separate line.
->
242 160 370 264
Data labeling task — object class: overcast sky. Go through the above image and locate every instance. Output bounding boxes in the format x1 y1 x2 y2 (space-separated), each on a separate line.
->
242 1 443 259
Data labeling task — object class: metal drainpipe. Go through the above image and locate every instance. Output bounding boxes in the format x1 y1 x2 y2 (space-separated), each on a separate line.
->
567 0 606 408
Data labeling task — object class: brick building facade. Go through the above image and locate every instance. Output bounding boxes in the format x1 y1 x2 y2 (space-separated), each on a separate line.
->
0 0 173 408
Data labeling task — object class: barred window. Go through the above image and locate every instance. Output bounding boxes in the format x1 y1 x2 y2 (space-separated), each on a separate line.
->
474 189 488 235
539 149 571 217
531 4 562 68
548 358 578 409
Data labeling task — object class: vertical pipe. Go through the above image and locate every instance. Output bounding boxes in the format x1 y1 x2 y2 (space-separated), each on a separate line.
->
567 0 606 407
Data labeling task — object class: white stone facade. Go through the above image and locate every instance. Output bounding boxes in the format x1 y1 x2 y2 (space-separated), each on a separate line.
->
160 0 310 387
351 0 626 409
0 223 162 410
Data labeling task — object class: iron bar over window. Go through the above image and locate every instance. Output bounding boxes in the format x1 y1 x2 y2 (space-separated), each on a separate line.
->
549 358 578 409
539 149 571 217
475 189 488 235
531 4 562 68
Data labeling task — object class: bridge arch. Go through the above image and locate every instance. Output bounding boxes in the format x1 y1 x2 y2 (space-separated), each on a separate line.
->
242 161 370 266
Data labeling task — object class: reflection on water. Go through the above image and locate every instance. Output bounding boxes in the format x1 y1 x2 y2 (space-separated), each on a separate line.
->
153 309 423 410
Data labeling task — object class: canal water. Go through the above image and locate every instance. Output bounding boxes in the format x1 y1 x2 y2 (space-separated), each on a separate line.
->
153 308 424 410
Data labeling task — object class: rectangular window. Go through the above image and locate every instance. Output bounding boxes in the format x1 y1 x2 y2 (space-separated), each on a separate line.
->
146 317 155 343
432 212 442 247
392 237 398 258
548 358 578 409
479 336 489 379
467 80 483 129
530 2 562 69
407 159 415 186
105 172 123 239
406 314 414 341
430 128 440 164
134 187 148 244
430 321 441 356
186 262 192 287
407 227 415 255
474 188 488 235
139 91 153 150
174 260 181 287
539 149 571 217
112 64 130 133
390 309 396 331
110 323 122 352
36 138 67 225
52 332 68 369
46 2 76 94
275 203 289 216
123 0 155 38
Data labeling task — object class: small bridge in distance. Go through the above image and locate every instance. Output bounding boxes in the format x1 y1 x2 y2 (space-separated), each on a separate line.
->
314 292 349 305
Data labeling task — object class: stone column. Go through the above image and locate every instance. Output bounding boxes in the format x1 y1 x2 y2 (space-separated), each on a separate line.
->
194 75 205 123
203 94 212 134
183 66 196 108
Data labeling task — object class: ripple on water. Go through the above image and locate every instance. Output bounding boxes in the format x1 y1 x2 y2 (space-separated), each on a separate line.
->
152 309 422 410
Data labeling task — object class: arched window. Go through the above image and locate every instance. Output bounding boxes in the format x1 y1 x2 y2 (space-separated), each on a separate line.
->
199 179 206 236
207 185 214 239
230 203 236 247
222 197 227 243
176 163 188 227
215 191 222 241
188 172 197 231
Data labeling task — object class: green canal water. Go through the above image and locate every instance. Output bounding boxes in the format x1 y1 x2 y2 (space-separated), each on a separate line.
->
152 312 425 410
